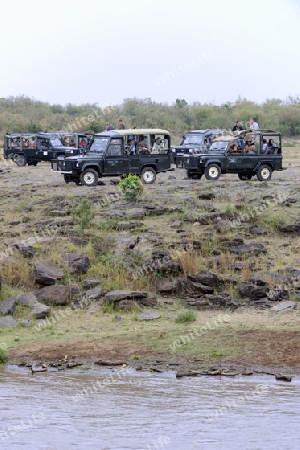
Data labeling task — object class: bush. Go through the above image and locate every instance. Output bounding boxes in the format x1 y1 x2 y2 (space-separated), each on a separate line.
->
72 198 95 231
0 348 8 365
175 310 197 323
119 175 143 201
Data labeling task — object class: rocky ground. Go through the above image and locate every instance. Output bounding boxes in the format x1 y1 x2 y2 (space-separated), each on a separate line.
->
0 149 300 377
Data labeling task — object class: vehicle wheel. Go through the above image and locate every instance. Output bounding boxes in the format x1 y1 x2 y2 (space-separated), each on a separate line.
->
238 173 252 180
141 167 156 184
64 175 70 184
257 165 272 181
205 164 221 180
80 169 99 186
14 154 27 167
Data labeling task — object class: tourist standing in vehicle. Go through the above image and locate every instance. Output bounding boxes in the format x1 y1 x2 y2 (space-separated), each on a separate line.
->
250 118 259 130
106 124 115 131
232 121 244 150
118 119 125 129
232 121 244 132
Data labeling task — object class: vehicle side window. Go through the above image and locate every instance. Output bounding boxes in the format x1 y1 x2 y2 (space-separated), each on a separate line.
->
10 138 20 149
107 144 122 156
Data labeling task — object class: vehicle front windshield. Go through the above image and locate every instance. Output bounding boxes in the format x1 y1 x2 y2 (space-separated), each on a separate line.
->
182 135 204 145
89 138 109 154
50 138 64 147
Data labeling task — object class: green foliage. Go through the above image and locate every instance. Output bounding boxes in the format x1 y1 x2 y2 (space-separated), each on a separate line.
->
175 310 197 323
225 204 235 213
0 348 8 365
119 175 144 201
72 199 95 231
2 95 300 142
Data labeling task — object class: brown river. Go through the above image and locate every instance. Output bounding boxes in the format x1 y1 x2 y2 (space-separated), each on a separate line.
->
0 365 299 450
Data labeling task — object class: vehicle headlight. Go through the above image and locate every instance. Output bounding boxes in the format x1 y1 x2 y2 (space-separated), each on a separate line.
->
76 162 80 168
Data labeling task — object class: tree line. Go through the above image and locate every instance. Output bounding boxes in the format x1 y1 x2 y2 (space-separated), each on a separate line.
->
1 95 300 144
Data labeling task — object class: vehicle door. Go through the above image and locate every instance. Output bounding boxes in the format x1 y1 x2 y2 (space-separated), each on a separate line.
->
35 138 52 160
21 136 39 160
147 134 171 171
242 134 261 171
224 150 244 172
103 138 129 175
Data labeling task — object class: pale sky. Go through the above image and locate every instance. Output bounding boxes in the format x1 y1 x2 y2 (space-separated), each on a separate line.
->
1 0 300 107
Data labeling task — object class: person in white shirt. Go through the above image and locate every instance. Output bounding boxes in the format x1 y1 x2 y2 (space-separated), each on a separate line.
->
250 118 259 130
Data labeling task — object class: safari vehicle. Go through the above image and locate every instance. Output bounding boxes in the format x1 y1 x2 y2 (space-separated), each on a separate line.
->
3 132 81 166
51 128 173 186
186 129 286 181
171 129 224 167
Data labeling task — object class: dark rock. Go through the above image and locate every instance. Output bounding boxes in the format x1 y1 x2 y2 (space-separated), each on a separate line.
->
267 289 289 302
95 360 127 366
278 224 300 233
187 294 238 310
275 373 292 382
35 285 73 306
12 241 36 258
85 287 103 301
188 281 214 295
17 293 37 307
230 242 267 255
214 219 233 233
198 192 215 200
238 281 269 300
187 270 223 288
0 316 19 327
104 290 148 303
249 225 267 235
176 369 199 378
138 297 158 307
30 302 50 319
0 297 17 316
155 279 182 294
115 299 136 310
115 221 143 231
137 310 161 321
271 301 296 314
34 262 65 285
65 253 90 273
197 211 238 225
82 277 101 289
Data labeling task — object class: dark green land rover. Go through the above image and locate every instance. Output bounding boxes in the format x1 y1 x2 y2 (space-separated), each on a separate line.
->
51 129 173 185
186 129 286 181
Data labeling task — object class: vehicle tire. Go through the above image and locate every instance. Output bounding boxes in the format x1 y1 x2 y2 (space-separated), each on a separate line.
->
238 173 252 180
257 165 272 181
14 154 27 167
205 164 221 180
140 167 156 184
80 169 99 186
64 175 70 184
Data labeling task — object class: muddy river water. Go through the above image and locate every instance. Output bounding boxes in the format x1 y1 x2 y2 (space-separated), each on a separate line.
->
0 365 299 450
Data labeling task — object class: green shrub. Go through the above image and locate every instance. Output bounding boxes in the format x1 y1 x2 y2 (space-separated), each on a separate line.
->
175 310 197 323
119 175 143 201
0 348 8 365
72 198 95 231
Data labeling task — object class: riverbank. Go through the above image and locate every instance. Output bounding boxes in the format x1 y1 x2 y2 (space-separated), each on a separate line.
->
4 307 300 376
1 148 300 376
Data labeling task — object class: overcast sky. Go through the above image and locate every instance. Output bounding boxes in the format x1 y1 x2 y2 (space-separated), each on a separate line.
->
1 0 300 107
